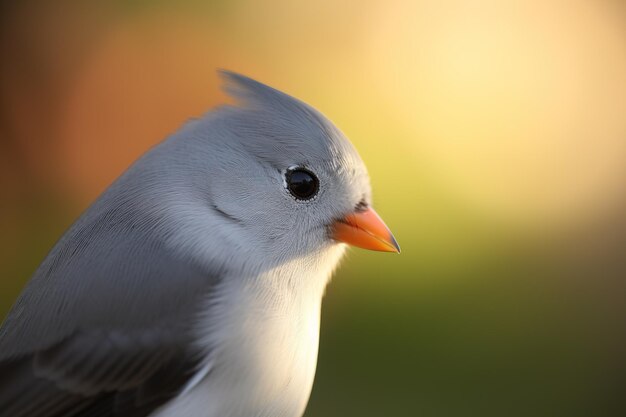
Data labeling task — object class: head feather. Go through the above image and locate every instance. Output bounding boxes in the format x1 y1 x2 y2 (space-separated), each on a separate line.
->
214 70 361 175
219 70 299 112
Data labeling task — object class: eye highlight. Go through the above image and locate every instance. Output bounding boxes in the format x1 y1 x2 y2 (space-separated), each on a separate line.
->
285 167 319 200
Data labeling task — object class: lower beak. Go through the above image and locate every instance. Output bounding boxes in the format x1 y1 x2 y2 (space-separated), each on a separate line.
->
332 207 400 253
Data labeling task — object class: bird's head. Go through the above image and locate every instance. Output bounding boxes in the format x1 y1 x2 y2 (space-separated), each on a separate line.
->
141 71 398 273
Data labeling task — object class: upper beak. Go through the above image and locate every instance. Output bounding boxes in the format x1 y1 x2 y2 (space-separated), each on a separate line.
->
332 207 400 253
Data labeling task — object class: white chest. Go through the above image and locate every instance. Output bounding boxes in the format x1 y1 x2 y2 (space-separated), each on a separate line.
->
151 268 329 417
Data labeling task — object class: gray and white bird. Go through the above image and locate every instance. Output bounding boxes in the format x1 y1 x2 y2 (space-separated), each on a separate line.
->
0 71 399 417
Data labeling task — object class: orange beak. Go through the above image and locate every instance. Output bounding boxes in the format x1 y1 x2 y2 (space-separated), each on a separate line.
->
332 207 400 253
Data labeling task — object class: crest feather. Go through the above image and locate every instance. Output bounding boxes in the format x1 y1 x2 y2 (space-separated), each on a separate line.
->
218 70 308 116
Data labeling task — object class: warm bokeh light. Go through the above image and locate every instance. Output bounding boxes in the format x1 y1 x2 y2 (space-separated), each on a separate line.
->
1 1 625 416
373 0 626 229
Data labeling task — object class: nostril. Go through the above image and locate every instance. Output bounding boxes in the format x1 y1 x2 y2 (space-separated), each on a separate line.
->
354 198 368 212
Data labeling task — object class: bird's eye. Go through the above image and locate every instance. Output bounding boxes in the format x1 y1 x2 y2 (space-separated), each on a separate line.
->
285 168 319 200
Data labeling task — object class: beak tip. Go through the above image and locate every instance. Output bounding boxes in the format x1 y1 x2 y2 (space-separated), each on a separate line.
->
389 234 401 253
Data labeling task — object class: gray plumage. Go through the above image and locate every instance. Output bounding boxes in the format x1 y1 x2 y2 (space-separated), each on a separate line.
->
0 71 375 417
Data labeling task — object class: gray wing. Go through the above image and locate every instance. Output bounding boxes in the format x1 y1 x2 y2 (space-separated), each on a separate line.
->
0 199 221 417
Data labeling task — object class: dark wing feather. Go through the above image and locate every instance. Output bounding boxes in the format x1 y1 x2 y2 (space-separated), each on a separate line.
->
0 334 201 417
0 196 222 416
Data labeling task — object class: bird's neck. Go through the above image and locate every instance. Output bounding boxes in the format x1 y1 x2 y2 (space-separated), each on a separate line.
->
257 243 347 297
182 244 347 417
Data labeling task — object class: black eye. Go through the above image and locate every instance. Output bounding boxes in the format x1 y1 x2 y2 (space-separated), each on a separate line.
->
285 168 319 200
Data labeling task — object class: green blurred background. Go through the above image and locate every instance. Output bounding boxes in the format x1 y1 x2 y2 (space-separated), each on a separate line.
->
1 0 625 416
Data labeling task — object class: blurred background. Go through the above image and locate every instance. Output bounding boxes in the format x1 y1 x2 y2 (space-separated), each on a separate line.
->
1 0 625 415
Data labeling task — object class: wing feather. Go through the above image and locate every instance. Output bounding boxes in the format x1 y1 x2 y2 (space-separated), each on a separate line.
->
0 197 222 416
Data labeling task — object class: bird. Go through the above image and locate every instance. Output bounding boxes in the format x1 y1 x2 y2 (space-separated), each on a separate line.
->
0 71 399 417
